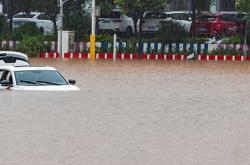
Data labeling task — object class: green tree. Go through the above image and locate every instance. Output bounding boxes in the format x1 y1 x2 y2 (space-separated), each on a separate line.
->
236 0 250 45
96 0 114 16
63 10 91 41
236 0 250 12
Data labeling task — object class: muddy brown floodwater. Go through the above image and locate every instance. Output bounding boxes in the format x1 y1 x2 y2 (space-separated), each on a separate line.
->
1 59 250 165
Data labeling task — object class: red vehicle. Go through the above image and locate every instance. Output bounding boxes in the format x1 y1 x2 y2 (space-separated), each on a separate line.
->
194 11 246 38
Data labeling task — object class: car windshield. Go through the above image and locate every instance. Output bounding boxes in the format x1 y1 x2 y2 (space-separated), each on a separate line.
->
101 11 121 18
15 70 68 86
13 14 36 18
143 12 162 19
199 15 216 21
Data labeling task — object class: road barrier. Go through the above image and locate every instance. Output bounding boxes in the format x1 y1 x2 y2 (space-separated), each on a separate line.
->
39 52 250 61
1 41 249 54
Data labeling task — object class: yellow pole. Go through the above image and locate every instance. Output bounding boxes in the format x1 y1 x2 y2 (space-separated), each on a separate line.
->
90 0 96 60
90 34 96 60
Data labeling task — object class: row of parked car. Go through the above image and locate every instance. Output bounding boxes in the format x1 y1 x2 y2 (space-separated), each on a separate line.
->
9 10 247 38
97 9 247 38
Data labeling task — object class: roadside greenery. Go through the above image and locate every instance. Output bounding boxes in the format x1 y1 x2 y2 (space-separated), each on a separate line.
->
209 48 244 56
222 36 243 44
0 14 7 34
236 0 250 44
15 36 48 57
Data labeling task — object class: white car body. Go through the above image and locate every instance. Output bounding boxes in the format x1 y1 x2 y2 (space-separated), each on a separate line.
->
12 12 54 35
98 9 135 35
137 11 192 33
137 12 169 33
165 11 192 32
0 65 79 91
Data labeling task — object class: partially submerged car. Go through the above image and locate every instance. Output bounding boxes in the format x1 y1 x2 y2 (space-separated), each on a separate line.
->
0 51 79 91
0 65 79 91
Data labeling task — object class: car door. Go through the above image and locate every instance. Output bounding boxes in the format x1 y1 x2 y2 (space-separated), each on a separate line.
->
37 14 54 34
221 14 237 35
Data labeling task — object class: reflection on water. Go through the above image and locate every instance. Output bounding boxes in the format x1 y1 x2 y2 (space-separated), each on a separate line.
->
1 59 250 165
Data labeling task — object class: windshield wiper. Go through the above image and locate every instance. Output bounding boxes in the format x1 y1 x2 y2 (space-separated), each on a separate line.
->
20 80 38 84
36 81 60 85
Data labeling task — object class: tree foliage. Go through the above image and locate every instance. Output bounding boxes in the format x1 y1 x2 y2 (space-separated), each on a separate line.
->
96 0 114 16
236 0 250 12
236 0 250 44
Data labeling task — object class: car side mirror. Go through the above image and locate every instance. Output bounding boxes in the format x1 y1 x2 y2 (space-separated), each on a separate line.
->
1 80 12 87
69 79 76 85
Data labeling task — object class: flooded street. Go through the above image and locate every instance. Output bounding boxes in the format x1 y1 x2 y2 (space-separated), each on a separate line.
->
1 59 250 165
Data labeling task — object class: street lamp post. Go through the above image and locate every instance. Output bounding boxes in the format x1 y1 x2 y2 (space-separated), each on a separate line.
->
90 0 96 60
58 0 69 58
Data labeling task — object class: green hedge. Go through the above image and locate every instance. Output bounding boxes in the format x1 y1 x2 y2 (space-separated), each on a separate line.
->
15 36 49 57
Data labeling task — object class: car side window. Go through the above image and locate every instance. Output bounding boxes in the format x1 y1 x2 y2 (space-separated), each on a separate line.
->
160 13 168 19
144 12 151 18
38 14 50 20
6 72 13 84
221 14 236 22
172 13 178 20
0 70 13 83
110 12 121 18
179 13 186 20
0 70 4 81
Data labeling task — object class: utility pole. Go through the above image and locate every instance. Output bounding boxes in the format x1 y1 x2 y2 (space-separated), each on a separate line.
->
90 0 96 60
58 0 69 58
191 0 196 41
216 0 220 12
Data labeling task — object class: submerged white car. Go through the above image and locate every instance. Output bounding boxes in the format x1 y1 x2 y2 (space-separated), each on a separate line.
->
0 65 79 91
0 51 79 91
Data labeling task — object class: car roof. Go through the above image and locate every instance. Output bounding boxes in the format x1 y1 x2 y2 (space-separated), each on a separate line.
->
14 12 43 16
0 65 56 72
215 11 247 15
0 51 28 59
112 8 121 12
164 11 191 14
